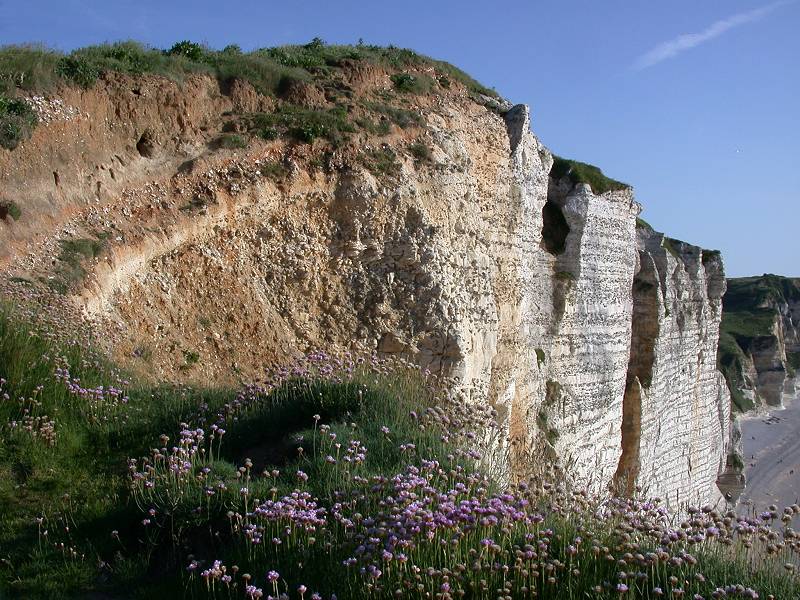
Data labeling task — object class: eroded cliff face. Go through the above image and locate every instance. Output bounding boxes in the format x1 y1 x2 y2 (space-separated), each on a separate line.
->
0 69 730 505
614 230 730 506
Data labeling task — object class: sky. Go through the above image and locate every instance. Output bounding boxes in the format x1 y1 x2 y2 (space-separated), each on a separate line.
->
1 0 797 277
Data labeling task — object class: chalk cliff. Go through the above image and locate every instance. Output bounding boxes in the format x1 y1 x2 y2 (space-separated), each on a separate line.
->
0 59 731 506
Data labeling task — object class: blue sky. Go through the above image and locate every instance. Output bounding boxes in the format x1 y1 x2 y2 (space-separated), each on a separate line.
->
1 0 797 277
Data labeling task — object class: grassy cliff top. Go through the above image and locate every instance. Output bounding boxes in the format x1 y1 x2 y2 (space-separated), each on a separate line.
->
724 274 800 312
0 39 498 99
550 155 629 195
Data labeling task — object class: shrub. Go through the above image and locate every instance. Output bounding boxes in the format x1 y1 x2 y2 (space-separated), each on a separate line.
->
408 140 431 162
390 72 433 94
55 56 99 88
258 126 279 140
355 116 391 136
535 347 546 366
0 199 21 220
182 349 200 367
214 52 308 96
0 41 501 111
0 95 37 150
258 160 288 179
167 40 206 62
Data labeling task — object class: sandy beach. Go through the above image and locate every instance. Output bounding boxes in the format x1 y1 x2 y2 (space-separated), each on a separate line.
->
738 384 800 519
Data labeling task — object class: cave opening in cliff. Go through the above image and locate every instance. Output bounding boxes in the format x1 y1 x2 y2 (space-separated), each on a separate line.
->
541 201 570 255
136 132 155 158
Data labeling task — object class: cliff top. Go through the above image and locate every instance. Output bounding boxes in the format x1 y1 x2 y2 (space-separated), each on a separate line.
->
0 39 499 99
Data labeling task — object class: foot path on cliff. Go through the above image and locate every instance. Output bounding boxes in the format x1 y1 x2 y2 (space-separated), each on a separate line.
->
739 388 800 521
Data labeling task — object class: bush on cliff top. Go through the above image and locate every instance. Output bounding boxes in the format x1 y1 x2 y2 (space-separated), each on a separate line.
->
550 155 629 195
0 38 498 99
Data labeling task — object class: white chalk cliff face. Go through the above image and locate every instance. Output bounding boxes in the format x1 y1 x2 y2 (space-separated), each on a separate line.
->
0 75 731 507
614 231 730 507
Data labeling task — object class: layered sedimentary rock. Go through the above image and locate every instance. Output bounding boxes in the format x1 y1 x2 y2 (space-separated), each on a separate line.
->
614 230 730 506
0 71 731 506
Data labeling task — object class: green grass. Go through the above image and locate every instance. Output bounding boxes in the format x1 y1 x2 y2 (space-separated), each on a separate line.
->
550 155 629 195
662 237 683 260
354 115 391 136
249 104 355 145
0 295 455 597
0 39 497 101
359 146 401 177
717 307 777 411
217 133 248 149
390 72 434 94
535 348 546 367
788 351 800 372
0 299 235 597
48 237 106 294
724 274 800 313
721 308 777 343
702 248 722 264
258 160 289 179
361 100 424 130
0 45 61 94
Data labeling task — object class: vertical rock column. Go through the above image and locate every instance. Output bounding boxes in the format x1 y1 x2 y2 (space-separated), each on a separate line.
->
615 227 730 508
525 177 640 492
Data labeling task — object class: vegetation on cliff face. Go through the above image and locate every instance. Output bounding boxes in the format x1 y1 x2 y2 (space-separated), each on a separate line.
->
1 281 799 599
549 155 629 195
0 93 37 149
719 274 800 412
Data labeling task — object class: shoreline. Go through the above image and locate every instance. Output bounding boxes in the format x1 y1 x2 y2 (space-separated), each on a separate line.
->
736 378 800 519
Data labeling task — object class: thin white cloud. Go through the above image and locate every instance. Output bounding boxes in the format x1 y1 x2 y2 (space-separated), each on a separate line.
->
633 0 794 70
